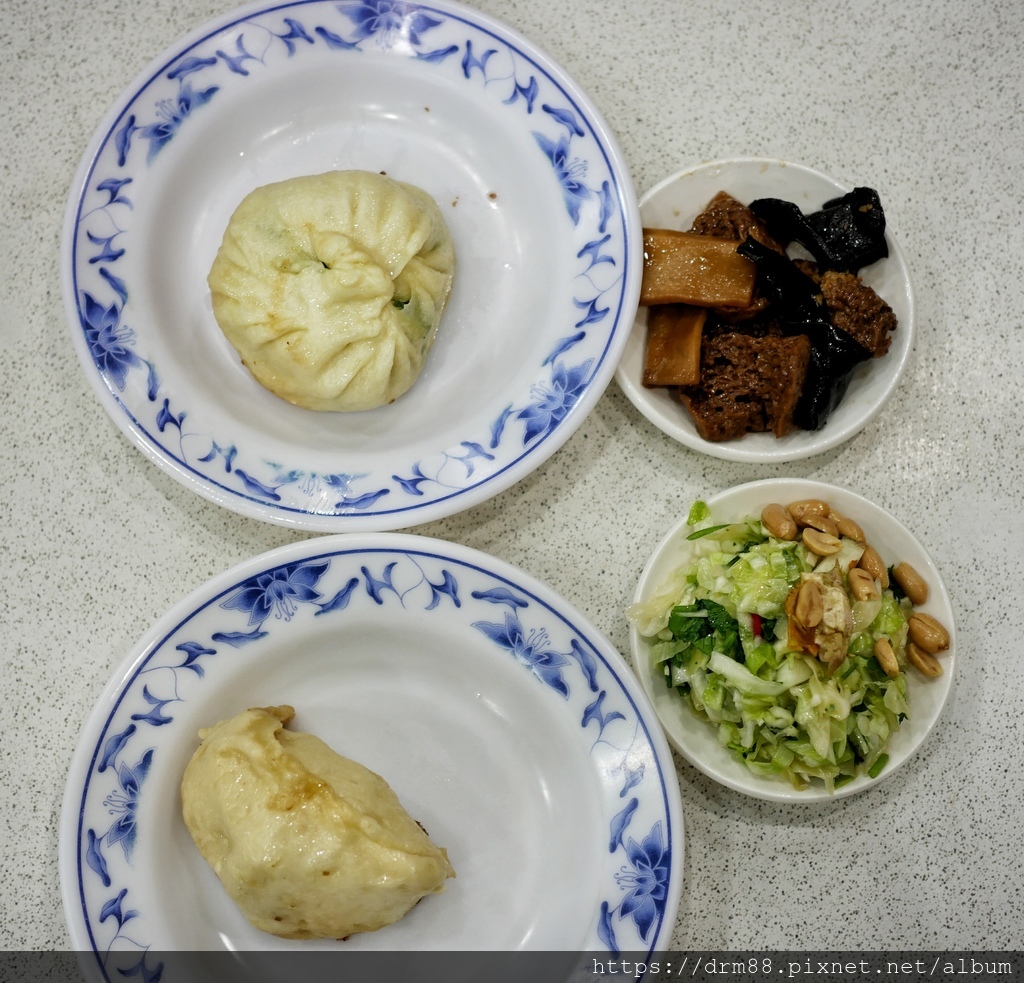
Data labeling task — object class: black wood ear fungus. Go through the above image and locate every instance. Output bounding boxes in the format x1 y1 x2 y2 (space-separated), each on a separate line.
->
750 187 888 273
736 237 872 431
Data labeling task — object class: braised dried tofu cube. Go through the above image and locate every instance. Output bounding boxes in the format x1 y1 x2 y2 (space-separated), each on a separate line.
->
678 332 811 442
643 304 705 387
641 229 757 308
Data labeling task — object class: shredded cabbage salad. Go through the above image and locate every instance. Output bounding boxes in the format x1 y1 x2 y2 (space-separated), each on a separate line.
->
629 501 914 793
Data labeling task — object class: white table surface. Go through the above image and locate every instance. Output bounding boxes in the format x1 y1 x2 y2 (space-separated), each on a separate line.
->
3 0 1022 954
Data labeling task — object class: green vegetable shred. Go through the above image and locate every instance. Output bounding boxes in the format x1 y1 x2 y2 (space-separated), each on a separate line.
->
629 500 913 793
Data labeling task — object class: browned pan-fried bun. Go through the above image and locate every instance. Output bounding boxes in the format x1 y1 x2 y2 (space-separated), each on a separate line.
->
181 705 455 940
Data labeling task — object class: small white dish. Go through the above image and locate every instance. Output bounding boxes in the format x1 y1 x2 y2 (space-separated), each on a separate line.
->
629 478 955 802
615 157 915 463
61 533 683 970
63 0 642 531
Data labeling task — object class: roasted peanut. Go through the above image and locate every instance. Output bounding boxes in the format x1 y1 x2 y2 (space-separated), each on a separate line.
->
761 503 798 541
893 562 929 605
906 641 943 677
802 513 839 537
788 499 831 526
873 637 900 678
835 516 866 543
802 527 843 556
847 566 879 601
795 579 824 628
908 612 950 654
858 545 890 589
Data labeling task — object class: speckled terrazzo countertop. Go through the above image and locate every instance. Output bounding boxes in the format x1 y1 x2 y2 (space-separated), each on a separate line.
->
3 0 1022 956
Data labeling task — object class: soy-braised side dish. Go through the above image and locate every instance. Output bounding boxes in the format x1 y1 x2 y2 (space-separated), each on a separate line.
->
628 497 951 792
640 189 897 441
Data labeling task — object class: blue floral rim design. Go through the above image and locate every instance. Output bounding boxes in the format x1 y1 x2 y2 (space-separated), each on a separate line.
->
64 0 642 530
61 535 682 969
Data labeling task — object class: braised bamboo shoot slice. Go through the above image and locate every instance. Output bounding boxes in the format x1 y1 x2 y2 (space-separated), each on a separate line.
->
642 304 706 387
641 229 757 308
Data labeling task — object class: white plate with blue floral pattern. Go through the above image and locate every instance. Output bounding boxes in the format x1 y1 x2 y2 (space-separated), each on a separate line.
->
63 0 642 531
60 534 683 970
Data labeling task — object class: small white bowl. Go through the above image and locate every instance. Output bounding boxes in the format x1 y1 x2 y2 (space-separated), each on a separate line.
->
615 157 915 463
629 478 956 802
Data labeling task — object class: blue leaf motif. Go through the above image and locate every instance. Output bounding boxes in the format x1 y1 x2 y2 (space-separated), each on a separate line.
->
114 114 138 167
86 230 124 264
155 399 185 432
544 331 586 366
98 724 136 773
620 760 645 798
597 901 620 958
119 953 165 983
130 687 175 725
320 471 367 493
578 233 614 270
316 25 361 49
168 55 219 80
415 44 459 63
543 103 586 136
337 487 390 510
97 177 133 208
215 35 261 76
470 586 529 610
504 76 539 112
235 469 282 501
597 180 615 234
86 829 110 887
451 441 495 478
362 562 399 604
326 472 368 492
574 295 609 328
567 638 599 691
98 267 128 304
489 405 514 448
275 17 316 54
176 641 215 669
392 464 430 496
212 628 268 647
582 690 626 732
609 796 639 851
425 569 460 610
316 576 360 614
99 888 136 928
197 441 237 472
461 40 496 79
143 360 160 400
